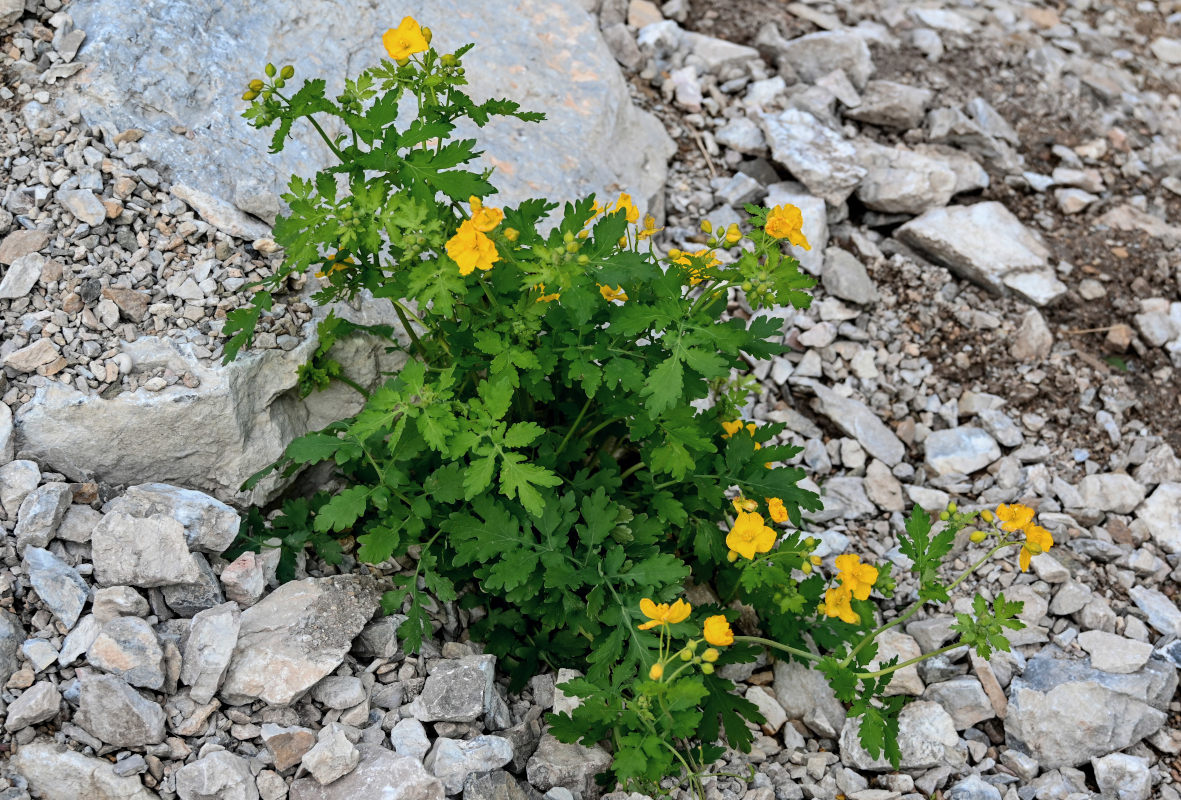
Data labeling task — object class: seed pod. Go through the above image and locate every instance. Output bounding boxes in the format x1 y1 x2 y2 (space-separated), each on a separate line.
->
396 56 410 67
280 65 294 79
265 62 276 77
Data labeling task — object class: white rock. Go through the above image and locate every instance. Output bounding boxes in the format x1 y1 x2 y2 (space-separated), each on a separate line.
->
758 109 867 205
182 602 241 704
1009 308 1053 361
4 681 62 731
1136 482 1181 554
1092 753 1152 800
175 750 259 800
3 338 60 372
839 701 963 771
0 252 45 300
1078 473 1146 514
57 188 107 226
924 427 1000 476
1150 37 1181 65
91 512 202 588
288 744 442 800
11 741 159 800
1077 630 1153 675
745 686 789 735
853 141 957 214
302 724 360 786
424 735 514 794
809 382 906 466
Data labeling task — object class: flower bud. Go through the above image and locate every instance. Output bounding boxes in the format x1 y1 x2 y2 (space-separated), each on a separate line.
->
563 231 575 244
939 511 950 521
727 549 739 563
679 648 693 662
396 56 410 66
700 219 712 233
701 663 715 675
274 78 286 89
702 648 719 663
265 63 276 77
441 53 457 67
948 501 958 513
810 555 821 565
280 65 294 79
503 227 519 242
981 509 995 523
649 664 664 680
725 223 741 244
801 561 812 574
422 26 433 44
565 241 579 254
804 537 816 547
248 79 264 91
969 530 987 543
242 90 258 101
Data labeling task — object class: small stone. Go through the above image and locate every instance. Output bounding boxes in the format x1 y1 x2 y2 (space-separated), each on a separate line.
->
924 427 1000 476
945 775 1000 800
92 512 202 587
172 184 272 240
57 504 103 543
923 676 994 729
221 551 267 606
809 383 905 466
110 483 241 552
3 338 60 373
462 771 531 800
1077 473 1146 514
822 248 878 305
23 546 89 629
1010 309 1053 361
87 616 166 689
1077 630 1153 674
161 553 225 616
871 630 924 696
773 658 846 738
14 482 73 551
261 724 318 771
311 675 367 710
715 117 766 154
21 639 58 672
93 586 151 622
175 750 260 800
1128 586 1181 636
0 229 49 265
425 735 514 794
1055 187 1097 214
1150 36 1181 64
182 601 241 704
58 614 100 666
74 671 167 747
57 189 108 226
745 686 789 735
1049 581 1090 615
1091 753 1152 800
769 30 874 88
390 718 432 761
408 654 496 723
102 287 152 323
4 680 62 731
302 724 360 786
0 252 46 299
844 80 932 128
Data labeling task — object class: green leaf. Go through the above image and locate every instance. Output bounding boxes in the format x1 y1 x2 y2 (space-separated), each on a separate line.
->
640 356 684 418
498 452 561 517
284 432 344 465
313 485 370 533
464 454 498 499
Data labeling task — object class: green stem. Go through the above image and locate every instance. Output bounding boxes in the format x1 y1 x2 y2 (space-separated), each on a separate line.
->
395 299 449 357
619 461 645 481
734 635 822 663
555 396 594 457
393 303 429 361
274 90 345 162
853 642 961 679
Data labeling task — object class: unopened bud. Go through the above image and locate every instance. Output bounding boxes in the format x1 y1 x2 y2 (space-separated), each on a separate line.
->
948 501 958 513
280 65 294 79
248 79 264 91
396 56 410 66
801 561 812 574
441 53 457 67
503 227 519 242
701 663 715 675
422 26 433 44
981 509 995 523
700 219 712 233
265 63 276 77
725 223 742 243
702 648 719 663
969 530 987 543
242 90 258 101
274 77 286 89
939 511 950 521
679 648 693 662
648 664 664 680
727 549 739 563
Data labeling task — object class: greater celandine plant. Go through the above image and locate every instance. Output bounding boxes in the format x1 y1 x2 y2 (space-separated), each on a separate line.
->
225 17 1052 796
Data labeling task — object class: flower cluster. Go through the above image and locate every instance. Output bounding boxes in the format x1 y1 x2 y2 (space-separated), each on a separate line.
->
445 196 504 275
818 553 879 625
995 503 1054 571
638 597 734 680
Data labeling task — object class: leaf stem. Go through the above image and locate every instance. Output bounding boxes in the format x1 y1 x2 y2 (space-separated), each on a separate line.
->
734 635 822 663
555 396 594 457
853 642 961 679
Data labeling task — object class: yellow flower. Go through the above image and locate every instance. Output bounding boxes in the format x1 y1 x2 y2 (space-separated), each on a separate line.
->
731 496 758 513
819 585 860 625
670 248 721 285
382 17 430 61
315 254 354 279
725 223 742 245
446 219 499 275
613 192 639 224
1019 524 1054 572
996 503 1035 533
726 511 777 561
637 214 662 241
599 284 628 302
703 615 734 647
765 204 810 250
638 598 692 630
721 420 757 439
469 196 503 233
766 497 788 524
834 554 878 601
534 283 560 303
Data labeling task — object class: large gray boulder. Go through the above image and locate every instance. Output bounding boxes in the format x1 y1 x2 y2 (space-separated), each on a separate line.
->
64 0 673 218
12 740 159 800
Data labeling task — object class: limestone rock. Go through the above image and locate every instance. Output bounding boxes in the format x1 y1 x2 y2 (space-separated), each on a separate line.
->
220 575 380 706
924 427 1000 476
0 252 45 300
772 658 846 738
106 483 241 552
1135 482 1181 553
220 551 267 607
74 671 167 747
11 740 159 800
261 724 317 771
526 733 613 800
288 744 443 800
844 80 932 128
1077 630 1153 675
87 616 165 689
769 30 874 88
57 188 108 226
853 141 957 214
425 735 515 794
764 182 828 276
822 247 878 305
91 512 203 587
0 608 24 685
1078 473 1146 514
840 700 963 771
809 382 905 466
4 681 62 731
14 481 73 552
23 546 89 629
408 654 496 723
923 676 995 729
1091 753 1152 800
758 109 866 205
301 724 360 786
1010 309 1053 361
175 750 259 800
896 202 1064 305
181 602 241 704
161 553 226 617
65 0 672 225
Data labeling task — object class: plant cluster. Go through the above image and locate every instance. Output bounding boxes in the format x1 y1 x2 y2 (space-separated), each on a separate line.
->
225 19 1052 796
